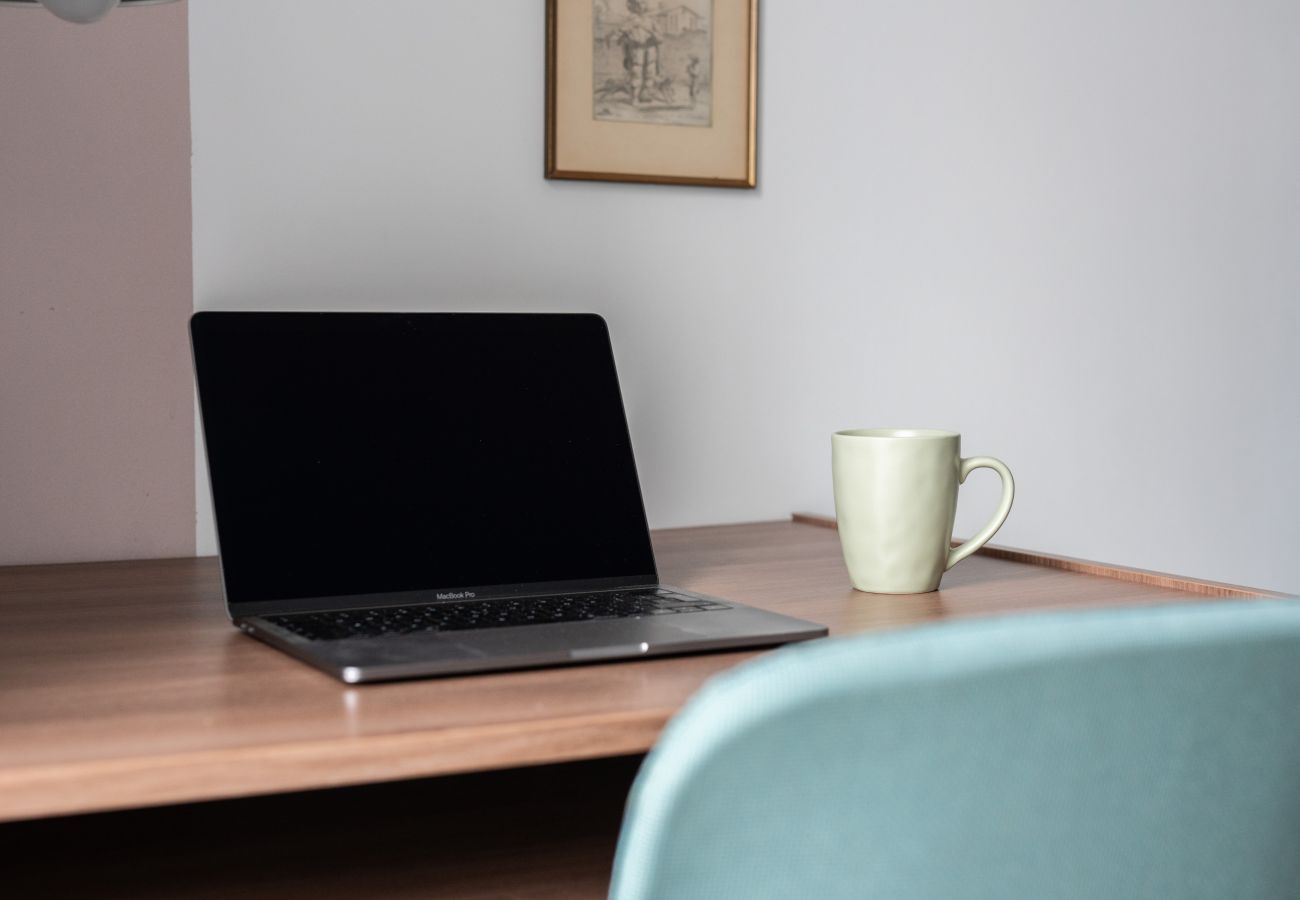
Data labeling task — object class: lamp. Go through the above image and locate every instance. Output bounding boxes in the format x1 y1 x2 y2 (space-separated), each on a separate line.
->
0 0 178 25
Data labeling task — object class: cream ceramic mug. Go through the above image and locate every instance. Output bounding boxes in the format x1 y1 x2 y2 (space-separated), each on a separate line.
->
832 429 1014 593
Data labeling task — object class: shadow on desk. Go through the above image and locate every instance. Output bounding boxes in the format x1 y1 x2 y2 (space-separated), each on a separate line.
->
4 755 642 900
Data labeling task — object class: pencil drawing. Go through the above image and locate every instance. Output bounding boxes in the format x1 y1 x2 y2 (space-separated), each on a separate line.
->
592 0 712 127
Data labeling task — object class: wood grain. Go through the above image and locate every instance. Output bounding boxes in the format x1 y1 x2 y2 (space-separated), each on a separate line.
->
0 519 1273 823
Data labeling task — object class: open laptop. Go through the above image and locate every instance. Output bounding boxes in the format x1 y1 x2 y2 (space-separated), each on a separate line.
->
191 311 826 683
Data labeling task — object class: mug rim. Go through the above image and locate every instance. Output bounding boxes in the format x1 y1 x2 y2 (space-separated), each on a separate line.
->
834 427 959 440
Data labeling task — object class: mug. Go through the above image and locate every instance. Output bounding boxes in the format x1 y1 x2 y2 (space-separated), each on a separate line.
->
832 429 1014 594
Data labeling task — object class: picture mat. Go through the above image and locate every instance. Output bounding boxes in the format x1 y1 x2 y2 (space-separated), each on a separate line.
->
553 0 752 182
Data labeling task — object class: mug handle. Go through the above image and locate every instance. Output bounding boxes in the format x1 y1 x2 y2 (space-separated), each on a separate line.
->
946 456 1015 570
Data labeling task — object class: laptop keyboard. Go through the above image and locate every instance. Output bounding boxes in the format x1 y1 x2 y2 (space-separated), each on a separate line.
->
265 591 731 642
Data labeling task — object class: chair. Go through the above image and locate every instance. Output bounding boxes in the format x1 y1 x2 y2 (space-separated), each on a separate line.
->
609 600 1300 899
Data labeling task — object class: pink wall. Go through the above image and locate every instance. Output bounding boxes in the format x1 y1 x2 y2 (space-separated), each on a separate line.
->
0 3 194 564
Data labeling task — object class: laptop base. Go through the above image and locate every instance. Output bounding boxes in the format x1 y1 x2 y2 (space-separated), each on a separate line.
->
242 588 827 683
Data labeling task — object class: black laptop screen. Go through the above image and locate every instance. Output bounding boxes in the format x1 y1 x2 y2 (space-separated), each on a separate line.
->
191 312 658 608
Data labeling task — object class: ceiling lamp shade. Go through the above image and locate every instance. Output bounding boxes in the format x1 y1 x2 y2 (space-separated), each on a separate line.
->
0 0 178 25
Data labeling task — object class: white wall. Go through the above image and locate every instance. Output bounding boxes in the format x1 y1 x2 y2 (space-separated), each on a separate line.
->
1 4 194 566
191 1 1300 593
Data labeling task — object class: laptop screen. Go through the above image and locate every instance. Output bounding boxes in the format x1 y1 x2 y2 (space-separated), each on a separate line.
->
192 312 658 610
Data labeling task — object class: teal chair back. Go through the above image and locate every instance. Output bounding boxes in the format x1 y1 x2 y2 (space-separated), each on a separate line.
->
609 600 1300 900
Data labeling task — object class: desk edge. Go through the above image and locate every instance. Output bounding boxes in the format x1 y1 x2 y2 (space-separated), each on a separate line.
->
0 708 672 823
791 513 1283 599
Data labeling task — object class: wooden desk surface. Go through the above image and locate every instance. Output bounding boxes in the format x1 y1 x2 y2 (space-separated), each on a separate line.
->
0 517 1273 824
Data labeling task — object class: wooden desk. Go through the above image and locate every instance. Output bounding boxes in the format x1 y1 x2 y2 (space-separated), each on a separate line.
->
0 518 1275 897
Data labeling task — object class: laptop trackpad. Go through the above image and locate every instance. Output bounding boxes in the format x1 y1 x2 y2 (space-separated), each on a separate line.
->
318 633 490 667
316 619 709 673
455 619 689 659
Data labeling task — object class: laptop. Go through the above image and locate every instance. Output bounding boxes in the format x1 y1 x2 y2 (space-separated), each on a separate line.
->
191 311 826 683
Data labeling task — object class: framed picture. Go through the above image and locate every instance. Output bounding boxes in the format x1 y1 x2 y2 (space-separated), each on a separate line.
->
545 0 758 188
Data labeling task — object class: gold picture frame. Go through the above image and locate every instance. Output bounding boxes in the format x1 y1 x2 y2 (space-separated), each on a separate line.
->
545 0 758 188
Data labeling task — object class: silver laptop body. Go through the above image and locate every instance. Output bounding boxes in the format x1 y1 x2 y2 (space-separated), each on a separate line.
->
191 311 825 683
